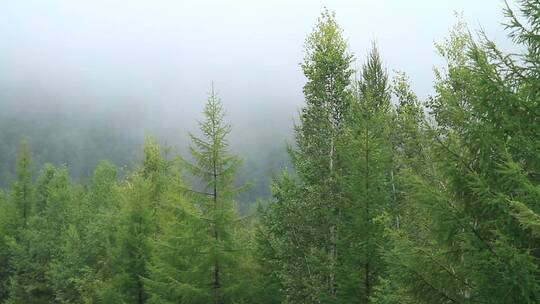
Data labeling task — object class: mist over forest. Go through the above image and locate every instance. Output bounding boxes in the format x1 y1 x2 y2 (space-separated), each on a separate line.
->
0 0 511 211
1 1 538 303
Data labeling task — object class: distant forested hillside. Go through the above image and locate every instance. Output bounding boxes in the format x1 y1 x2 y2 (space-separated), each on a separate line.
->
0 90 291 212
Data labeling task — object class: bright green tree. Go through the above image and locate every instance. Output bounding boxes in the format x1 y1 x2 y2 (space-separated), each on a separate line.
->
185 85 250 304
144 171 206 303
112 137 172 304
7 164 72 304
378 2 540 302
0 141 35 302
259 9 354 303
48 161 120 303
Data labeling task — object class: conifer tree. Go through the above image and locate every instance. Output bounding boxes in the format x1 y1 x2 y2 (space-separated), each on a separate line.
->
371 73 429 304
48 161 119 303
11 140 34 229
0 190 10 302
337 43 394 302
112 137 171 304
144 171 205 303
7 164 72 304
185 84 249 304
378 2 540 302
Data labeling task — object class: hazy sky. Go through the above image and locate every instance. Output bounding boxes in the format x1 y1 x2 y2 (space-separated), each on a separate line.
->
0 0 517 147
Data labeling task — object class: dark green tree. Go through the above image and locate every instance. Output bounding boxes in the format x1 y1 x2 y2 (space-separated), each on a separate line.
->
11 140 34 229
370 72 429 304
337 43 394 302
0 190 10 302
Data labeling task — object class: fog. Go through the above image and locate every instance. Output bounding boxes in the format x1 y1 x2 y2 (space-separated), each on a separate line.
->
0 0 516 208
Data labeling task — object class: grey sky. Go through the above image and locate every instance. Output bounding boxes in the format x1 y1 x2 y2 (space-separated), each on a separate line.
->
1 0 514 108
0 0 518 169
0 0 519 205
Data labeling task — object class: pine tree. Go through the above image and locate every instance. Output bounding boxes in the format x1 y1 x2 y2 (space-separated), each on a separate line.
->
371 73 429 304
11 140 34 229
378 2 540 302
185 84 249 304
48 161 120 303
0 190 10 302
337 43 394 302
7 164 72 304
144 173 206 303
113 137 171 304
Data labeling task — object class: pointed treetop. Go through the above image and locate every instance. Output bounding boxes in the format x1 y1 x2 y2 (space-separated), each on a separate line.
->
358 42 390 109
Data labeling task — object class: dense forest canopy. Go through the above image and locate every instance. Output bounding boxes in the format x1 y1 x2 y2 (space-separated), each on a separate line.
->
0 0 539 303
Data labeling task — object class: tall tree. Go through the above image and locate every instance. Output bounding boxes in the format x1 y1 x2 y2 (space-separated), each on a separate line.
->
186 84 249 304
337 43 394 302
370 72 429 304
377 2 540 302
259 9 354 303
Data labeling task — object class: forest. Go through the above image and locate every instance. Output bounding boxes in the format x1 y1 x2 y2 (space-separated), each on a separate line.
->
0 0 539 303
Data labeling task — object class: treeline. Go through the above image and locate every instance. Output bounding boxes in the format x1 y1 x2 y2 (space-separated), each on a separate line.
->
0 1 539 303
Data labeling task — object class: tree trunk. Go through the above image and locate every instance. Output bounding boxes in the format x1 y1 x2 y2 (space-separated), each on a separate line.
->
212 157 221 304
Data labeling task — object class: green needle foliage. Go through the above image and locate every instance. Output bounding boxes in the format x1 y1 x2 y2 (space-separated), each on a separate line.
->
7 163 72 304
11 140 34 230
336 43 394 303
184 85 251 304
0 2 538 303
375 1 540 303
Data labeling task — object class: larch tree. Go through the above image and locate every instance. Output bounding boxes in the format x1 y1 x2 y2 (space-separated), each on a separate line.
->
377 2 540 302
371 72 430 304
0 190 9 302
144 183 205 304
48 161 120 303
337 43 394 302
112 137 172 304
11 140 34 229
186 84 249 304
7 164 72 304
143 143 208 304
